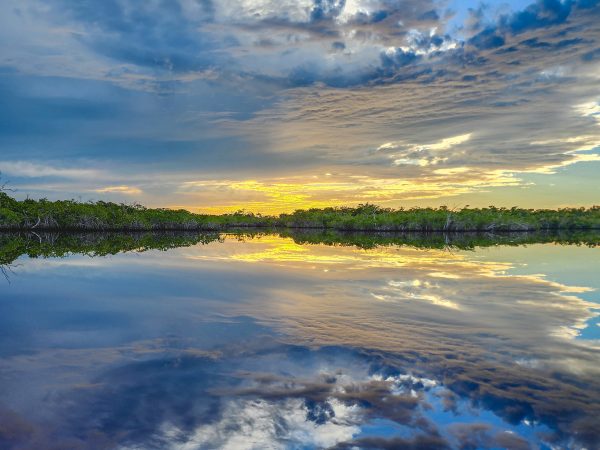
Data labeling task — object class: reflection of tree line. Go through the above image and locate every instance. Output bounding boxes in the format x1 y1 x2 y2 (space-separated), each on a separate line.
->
0 232 222 267
1 229 599 268
279 229 600 249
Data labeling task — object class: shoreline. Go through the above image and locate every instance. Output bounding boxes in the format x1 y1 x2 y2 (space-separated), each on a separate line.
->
2 193 599 233
2 224 600 232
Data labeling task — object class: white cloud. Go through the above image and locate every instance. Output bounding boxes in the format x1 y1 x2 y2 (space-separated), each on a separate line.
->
423 133 472 151
576 100 600 125
175 398 361 450
95 185 143 195
0 161 101 179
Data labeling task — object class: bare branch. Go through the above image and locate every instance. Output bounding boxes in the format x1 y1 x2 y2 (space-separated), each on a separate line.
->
0 171 16 193
1 265 12 284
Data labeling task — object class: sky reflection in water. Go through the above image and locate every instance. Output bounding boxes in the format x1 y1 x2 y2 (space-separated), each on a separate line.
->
0 234 599 449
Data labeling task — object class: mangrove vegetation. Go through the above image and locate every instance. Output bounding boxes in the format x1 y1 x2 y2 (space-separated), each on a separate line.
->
1 192 600 232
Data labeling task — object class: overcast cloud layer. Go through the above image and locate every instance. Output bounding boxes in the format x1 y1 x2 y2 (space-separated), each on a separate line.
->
1 0 599 211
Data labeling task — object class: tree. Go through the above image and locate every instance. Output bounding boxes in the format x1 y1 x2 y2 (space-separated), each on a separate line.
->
0 173 18 209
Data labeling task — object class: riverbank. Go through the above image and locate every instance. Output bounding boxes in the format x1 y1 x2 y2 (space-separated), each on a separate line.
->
1 192 599 232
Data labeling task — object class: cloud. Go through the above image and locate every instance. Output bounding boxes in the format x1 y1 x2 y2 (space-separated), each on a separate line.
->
0 161 100 179
380 133 472 167
468 27 506 49
378 279 461 309
179 398 361 450
504 0 573 34
380 47 421 69
0 0 599 210
468 0 576 49
1 0 598 92
448 423 530 450
47 0 224 75
330 435 451 449
95 185 143 195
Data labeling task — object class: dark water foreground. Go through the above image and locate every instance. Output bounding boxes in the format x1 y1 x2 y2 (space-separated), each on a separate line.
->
0 231 599 449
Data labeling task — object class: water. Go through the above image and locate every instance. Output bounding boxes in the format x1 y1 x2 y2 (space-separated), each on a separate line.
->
0 232 599 450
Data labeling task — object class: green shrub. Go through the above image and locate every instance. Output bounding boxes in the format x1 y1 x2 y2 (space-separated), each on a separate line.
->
0 193 598 231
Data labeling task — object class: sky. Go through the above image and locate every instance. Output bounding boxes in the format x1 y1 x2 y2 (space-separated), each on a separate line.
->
0 0 599 213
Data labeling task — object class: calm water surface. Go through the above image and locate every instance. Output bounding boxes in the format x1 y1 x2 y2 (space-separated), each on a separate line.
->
0 233 599 449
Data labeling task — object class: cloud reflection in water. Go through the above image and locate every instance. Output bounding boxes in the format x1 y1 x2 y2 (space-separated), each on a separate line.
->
0 234 598 449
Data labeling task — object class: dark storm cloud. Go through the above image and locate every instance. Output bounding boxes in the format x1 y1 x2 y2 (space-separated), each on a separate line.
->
468 0 598 50
47 0 226 74
22 0 450 89
504 0 573 34
2 0 599 90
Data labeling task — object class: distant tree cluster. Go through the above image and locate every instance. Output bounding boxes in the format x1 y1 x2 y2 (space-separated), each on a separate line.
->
0 193 599 232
